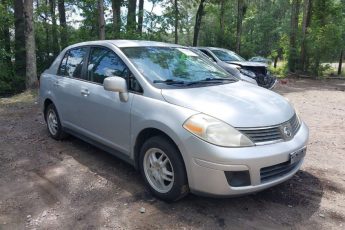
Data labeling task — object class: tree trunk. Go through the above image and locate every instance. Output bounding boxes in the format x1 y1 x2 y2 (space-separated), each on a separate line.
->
23 0 37 89
14 0 26 87
236 0 244 53
58 0 68 48
274 56 278 68
43 0 51 61
1 0 12 70
219 0 225 40
49 0 59 56
112 0 122 38
137 0 144 35
338 50 343 75
274 48 282 68
288 0 300 73
300 0 312 72
126 0 137 32
3 21 12 70
174 0 178 44
98 0 105 39
193 0 206 47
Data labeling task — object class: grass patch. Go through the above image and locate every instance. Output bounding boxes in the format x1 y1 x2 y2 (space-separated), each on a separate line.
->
0 89 38 106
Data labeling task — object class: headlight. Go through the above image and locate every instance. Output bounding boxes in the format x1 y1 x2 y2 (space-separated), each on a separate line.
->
239 69 256 78
183 114 254 147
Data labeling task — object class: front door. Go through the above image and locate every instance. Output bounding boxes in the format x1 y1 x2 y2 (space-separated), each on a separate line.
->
77 46 134 154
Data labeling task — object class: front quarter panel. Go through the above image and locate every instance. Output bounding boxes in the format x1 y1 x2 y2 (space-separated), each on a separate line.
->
130 93 198 154
130 93 198 178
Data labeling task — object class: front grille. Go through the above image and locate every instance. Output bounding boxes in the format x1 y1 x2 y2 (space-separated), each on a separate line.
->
260 160 300 183
240 126 282 143
242 66 267 76
290 113 300 133
239 114 300 144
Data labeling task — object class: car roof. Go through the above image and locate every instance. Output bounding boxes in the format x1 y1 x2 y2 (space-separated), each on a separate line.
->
65 40 183 49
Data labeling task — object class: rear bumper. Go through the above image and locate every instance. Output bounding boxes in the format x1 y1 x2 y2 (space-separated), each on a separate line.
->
181 122 309 196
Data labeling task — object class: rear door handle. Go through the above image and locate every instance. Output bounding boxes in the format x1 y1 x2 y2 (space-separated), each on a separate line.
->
53 81 59 87
81 89 90 97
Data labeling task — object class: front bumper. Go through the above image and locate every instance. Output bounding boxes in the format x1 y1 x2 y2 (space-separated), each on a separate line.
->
268 77 278 89
181 122 309 196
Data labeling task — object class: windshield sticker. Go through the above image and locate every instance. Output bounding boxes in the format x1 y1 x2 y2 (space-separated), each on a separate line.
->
177 48 198 57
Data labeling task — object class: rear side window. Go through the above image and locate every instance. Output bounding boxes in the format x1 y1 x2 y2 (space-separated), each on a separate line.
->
58 47 87 79
87 47 129 84
58 54 68 76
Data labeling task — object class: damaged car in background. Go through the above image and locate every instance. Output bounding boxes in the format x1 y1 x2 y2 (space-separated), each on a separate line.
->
190 48 258 86
196 47 277 89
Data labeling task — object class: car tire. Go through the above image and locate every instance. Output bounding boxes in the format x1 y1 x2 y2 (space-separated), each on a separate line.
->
45 103 67 140
139 136 189 202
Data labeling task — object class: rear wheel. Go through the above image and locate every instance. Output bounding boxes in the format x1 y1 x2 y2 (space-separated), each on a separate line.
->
139 136 189 202
45 103 67 140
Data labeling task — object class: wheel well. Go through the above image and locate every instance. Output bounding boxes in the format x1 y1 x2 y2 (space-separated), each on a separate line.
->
43 99 53 120
134 128 181 169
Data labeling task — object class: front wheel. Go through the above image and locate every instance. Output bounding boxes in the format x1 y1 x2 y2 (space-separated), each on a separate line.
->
139 136 189 202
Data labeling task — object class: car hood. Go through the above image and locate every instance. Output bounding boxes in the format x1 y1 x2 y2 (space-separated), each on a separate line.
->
161 81 294 128
226 61 268 68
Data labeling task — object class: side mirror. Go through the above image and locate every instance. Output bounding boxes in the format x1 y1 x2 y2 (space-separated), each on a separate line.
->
104 76 129 102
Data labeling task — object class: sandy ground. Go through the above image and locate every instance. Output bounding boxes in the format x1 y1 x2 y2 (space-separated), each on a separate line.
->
0 79 345 230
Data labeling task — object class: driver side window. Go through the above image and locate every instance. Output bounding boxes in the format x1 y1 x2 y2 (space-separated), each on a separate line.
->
87 47 128 84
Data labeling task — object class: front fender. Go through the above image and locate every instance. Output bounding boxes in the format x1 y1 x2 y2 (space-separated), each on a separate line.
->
130 94 198 171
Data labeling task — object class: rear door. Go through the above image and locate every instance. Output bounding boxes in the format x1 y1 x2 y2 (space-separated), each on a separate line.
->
54 46 89 128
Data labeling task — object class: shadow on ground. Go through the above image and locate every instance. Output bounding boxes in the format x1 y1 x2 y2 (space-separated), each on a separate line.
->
63 134 324 229
5 79 345 228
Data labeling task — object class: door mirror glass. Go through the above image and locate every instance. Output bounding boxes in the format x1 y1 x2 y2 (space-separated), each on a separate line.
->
104 77 129 102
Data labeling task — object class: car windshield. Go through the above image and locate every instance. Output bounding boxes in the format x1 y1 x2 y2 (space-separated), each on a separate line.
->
211 49 246 62
121 46 235 86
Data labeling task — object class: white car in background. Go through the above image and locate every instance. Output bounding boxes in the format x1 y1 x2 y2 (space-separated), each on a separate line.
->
197 47 277 89
190 48 258 85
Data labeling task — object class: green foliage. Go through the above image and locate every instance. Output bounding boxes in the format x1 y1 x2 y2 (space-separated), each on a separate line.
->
1 0 345 95
0 1 15 95
306 0 344 76
269 62 288 78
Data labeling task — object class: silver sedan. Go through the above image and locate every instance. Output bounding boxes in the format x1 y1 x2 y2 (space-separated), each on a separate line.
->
40 40 308 201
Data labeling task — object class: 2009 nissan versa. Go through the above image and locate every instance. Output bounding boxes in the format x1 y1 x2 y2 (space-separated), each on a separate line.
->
39 40 309 201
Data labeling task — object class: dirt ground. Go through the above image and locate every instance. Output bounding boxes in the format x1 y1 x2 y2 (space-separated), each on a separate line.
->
1 79 345 230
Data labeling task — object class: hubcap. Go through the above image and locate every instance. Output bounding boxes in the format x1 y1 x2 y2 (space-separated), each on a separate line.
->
143 148 174 193
47 109 58 135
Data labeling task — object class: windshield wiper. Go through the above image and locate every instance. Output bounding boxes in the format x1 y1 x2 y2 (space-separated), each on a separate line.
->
153 79 186 85
186 77 237 85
